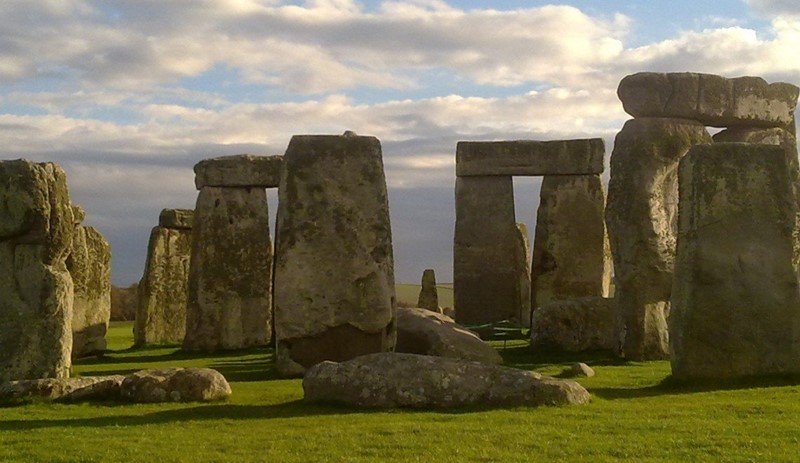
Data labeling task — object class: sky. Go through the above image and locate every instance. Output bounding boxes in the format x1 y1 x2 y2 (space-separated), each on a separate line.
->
1 0 799 286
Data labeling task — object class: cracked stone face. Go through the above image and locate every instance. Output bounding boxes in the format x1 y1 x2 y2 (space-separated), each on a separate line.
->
68 224 111 358
274 134 395 376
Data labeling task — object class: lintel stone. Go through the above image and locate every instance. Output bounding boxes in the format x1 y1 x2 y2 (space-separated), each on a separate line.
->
194 154 283 189
455 139 604 177
158 208 193 229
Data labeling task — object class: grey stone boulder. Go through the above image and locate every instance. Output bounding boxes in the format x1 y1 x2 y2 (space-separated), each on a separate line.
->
530 297 618 352
618 72 799 128
396 307 502 364
0 376 124 403
564 363 595 378
303 353 590 409
120 368 231 403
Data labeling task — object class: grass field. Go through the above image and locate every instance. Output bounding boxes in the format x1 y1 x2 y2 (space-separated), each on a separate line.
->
2 322 800 462
395 283 454 308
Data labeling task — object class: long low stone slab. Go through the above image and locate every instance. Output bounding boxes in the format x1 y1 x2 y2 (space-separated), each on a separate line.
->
456 139 605 177
618 72 799 128
194 154 283 189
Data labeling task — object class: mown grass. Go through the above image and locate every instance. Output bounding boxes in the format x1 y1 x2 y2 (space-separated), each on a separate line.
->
395 283 454 308
1 323 799 462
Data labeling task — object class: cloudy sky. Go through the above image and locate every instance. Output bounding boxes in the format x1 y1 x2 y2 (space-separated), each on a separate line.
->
2 0 799 285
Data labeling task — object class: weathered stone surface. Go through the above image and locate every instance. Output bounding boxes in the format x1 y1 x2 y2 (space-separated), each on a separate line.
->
135 219 192 346
68 225 112 358
417 269 440 313
515 223 532 327
565 363 595 378
0 160 75 382
456 139 604 177
274 133 395 376
454 176 525 326
194 154 283 189
120 367 231 402
184 187 272 351
303 353 591 408
671 144 800 380
111 284 137 321
531 174 611 309
530 297 618 352
606 118 712 360
396 307 502 364
0 375 124 404
158 208 193 229
618 72 799 128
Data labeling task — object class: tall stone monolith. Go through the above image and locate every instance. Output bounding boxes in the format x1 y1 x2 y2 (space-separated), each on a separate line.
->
0 160 75 382
671 143 800 379
531 175 611 310
606 118 712 360
67 215 112 358
454 176 520 326
515 223 532 327
274 132 396 376
184 156 280 352
135 209 193 346
417 269 440 313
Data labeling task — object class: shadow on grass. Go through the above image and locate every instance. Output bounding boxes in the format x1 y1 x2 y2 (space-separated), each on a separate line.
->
0 401 365 431
500 344 626 371
591 374 800 400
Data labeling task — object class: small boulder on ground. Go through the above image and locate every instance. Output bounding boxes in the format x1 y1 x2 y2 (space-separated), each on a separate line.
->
530 296 618 352
121 367 231 403
303 353 590 409
564 363 595 378
396 307 502 365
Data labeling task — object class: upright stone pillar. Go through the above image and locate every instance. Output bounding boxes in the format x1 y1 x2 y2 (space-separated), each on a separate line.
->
135 209 193 346
606 118 712 360
454 175 519 326
531 175 611 310
274 132 395 376
671 144 800 379
67 207 112 358
184 155 281 352
417 269 440 313
0 160 75 382
515 223 532 327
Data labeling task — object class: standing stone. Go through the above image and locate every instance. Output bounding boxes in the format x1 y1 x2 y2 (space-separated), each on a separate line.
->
274 133 395 376
0 160 75 382
454 176 522 326
184 188 273 352
531 175 611 311
671 144 800 379
606 118 712 360
515 223 532 327
135 209 193 346
67 223 112 358
417 269 440 313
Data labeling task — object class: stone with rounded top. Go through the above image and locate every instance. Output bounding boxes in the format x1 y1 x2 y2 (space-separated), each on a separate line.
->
618 72 799 128
417 269 440 312
158 208 194 229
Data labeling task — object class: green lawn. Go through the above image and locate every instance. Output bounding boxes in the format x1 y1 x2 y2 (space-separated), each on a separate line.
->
1 322 799 462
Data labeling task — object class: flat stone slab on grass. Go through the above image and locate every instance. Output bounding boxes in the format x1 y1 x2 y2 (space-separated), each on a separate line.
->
618 72 799 128
456 139 604 177
0 368 231 404
303 353 590 409
194 154 283 189
396 307 502 365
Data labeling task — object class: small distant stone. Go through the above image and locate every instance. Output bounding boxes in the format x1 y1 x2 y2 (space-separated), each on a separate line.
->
565 363 595 378
342 130 358 137
121 367 231 403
